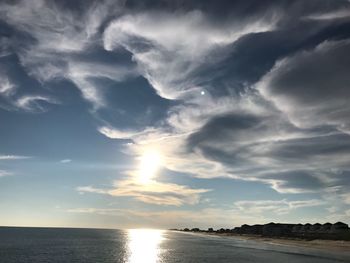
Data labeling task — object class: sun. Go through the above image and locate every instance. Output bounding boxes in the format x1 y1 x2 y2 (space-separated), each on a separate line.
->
137 150 162 183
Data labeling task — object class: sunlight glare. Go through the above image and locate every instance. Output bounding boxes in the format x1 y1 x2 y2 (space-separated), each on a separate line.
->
127 229 165 263
138 151 162 183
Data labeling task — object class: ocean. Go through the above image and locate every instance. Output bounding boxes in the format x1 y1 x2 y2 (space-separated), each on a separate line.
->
0 227 349 263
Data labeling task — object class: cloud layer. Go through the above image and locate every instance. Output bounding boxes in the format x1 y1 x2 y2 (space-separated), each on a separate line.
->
77 179 210 206
1 0 350 219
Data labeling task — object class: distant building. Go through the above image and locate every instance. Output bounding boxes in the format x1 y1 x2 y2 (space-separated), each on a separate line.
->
263 223 281 236
262 223 294 236
320 223 332 233
232 227 241 234
300 223 311 233
330 222 349 234
217 228 226 233
292 224 303 233
310 223 322 232
180 221 350 240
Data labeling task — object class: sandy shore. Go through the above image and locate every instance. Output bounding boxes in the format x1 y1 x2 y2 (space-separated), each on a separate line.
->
189 232 350 252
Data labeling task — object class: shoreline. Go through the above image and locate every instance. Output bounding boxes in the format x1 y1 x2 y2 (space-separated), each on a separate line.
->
177 231 350 252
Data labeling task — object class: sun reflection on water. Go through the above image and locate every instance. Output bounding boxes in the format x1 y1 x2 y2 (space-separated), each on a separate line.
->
127 229 165 263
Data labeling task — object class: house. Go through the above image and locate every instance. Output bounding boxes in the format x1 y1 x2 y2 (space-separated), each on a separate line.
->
310 223 322 232
300 223 311 233
250 224 263 235
262 223 295 236
320 222 332 233
330 222 349 234
263 223 281 236
292 224 303 233
232 227 241 234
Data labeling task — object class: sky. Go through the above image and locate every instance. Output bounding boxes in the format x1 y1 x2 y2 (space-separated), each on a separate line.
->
0 0 350 229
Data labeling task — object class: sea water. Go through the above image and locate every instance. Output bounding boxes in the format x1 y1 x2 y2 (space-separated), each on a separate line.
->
0 227 349 263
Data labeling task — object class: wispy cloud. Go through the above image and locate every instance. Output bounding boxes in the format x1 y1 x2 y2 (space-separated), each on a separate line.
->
234 199 325 216
15 95 60 113
0 0 131 110
0 70 59 113
77 179 210 206
1 0 350 224
0 155 31 160
60 159 72 164
0 170 12 177
96 6 350 199
98 126 159 140
257 39 350 134
0 155 30 179
0 155 30 180
66 61 137 109
0 77 16 97
305 8 350 20
103 10 277 100
0 0 122 54
97 39 350 198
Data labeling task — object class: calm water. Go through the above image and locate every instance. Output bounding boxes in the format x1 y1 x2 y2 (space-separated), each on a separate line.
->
0 227 349 263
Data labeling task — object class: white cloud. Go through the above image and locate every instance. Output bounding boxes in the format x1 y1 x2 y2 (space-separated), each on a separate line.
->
77 179 210 206
98 126 160 140
256 39 350 133
0 170 11 177
305 8 350 20
0 155 30 179
341 193 350 205
103 10 277 100
234 199 325 216
0 77 16 97
77 186 109 195
0 155 30 160
60 159 72 164
0 0 132 110
0 70 60 112
97 36 350 198
66 207 125 214
15 95 59 113
98 89 349 195
66 61 137 109
2 0 349 213
0 0 122 54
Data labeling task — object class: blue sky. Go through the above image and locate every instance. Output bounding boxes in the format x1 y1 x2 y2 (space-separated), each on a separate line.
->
1 0 350 229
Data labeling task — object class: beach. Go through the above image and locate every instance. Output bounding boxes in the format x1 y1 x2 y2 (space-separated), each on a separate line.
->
199 232 350 252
